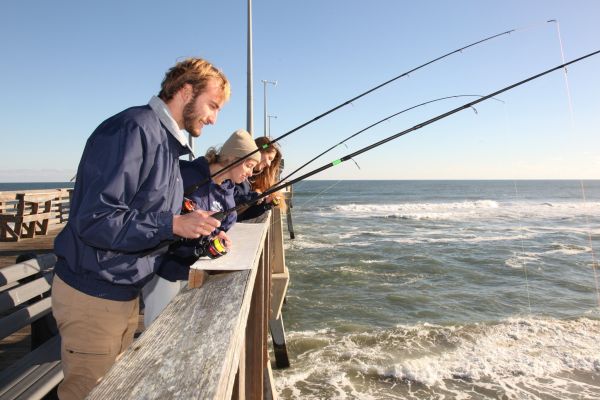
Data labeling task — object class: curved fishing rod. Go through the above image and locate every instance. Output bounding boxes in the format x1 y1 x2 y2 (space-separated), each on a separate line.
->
211 49 600 221
278 94 505 183
185 27 518 196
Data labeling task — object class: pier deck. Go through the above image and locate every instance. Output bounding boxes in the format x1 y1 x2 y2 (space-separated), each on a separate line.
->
0 225 61 269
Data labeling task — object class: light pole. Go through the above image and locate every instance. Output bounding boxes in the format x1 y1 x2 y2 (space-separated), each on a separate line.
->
261 79 277 137
267 114 277 137
247 0 254 136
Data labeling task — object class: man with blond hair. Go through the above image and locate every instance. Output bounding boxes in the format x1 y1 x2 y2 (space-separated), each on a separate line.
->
52 58 230 399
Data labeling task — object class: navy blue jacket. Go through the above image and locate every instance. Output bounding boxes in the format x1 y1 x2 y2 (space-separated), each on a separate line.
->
157 157 236 281
234 180 272 222
54 105 189 300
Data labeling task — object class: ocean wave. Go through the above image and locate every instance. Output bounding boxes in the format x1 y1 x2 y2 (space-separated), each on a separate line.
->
315 200 600 222
284 235 337 250
386 318 600 389
359 259 387 264
274 317 600 399
505 252 541 269
332 201 500 220
545 242 592 256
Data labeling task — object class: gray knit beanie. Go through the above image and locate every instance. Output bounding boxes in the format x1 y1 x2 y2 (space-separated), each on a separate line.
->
220 129 261 163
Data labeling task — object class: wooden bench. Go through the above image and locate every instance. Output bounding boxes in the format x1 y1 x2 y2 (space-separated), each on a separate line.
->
0 194 56 242
0 253 61 400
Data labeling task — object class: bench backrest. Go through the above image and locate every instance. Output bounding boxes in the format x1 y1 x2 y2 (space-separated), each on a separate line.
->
0 254 57 339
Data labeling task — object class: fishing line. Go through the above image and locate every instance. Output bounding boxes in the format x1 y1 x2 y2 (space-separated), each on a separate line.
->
579 182 600 308
210 49 600 220
185 27 524 196
280 95 505 183
513 182 533 314
549 20 600 308
549 19 576 128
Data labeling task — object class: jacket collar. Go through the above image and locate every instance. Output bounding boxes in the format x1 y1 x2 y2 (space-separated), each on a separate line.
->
148 96 194 156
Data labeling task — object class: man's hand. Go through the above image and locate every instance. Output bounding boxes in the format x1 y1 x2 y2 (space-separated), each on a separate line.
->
216 230 232 250
173 210 221 239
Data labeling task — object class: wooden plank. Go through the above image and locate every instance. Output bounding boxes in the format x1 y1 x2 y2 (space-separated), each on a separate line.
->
88 215 271 400
0 335 62 400
270 268 289 319
19 212 53 224
0 227 60 269
190 223 269 271
270 208 286 274
187 269 208 289
0 297 52 339
245 252 264 398
268 317 290 369
284 206 295 241
0 254 56 287
88 271 254 400
20 193 57 203
231 342 245 400
0 275 52 314
264 363 278 400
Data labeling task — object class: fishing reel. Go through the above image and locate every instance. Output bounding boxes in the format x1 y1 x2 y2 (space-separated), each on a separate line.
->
182 197 197 214
270 196 280 207
193 235 228 259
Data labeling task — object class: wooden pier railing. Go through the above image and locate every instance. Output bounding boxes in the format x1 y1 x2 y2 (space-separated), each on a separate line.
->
0 189 72 242
88 207 291 400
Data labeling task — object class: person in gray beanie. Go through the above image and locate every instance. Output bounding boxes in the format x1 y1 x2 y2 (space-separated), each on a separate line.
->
142 129 260 326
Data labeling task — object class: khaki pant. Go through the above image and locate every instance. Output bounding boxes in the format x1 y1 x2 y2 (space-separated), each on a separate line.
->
52 275 139 400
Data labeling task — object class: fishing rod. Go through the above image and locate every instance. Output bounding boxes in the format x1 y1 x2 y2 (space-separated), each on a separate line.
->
184 27 519 196
210 49 600 221
278 94 505 183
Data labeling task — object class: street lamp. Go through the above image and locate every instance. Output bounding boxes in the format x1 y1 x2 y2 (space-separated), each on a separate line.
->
261 79 277 137
267 114 277 137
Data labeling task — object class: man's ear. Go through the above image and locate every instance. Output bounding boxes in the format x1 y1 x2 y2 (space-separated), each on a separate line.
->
182 83 193 103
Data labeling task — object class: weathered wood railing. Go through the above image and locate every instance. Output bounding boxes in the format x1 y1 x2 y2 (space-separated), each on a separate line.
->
0 189 72 241
88 207 290 399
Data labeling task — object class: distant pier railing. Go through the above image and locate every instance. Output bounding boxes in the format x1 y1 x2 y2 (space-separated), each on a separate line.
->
88 206 291 399
0 189 72 241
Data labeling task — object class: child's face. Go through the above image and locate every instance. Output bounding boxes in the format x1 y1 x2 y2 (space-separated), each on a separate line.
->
231 160 258 184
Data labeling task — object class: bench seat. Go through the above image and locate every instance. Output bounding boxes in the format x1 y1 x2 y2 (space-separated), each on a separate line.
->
0 335 62 400
0 254 61 400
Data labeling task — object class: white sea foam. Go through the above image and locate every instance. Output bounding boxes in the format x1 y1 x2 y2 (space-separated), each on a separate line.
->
387 318 600 394
545 242 592 256
274 317 600 399
359 259 387 264
390 232 536 246
285 236 337 250
337 265 403 279
332 200 501 221
324 200 600 222
505 252 541 269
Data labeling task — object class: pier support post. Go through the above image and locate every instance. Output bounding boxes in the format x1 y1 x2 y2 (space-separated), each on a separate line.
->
269 317 290 368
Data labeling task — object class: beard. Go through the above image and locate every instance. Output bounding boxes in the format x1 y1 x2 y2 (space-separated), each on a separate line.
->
182 94 202 136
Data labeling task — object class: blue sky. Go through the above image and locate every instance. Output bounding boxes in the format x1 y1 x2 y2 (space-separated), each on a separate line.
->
1 0 599 182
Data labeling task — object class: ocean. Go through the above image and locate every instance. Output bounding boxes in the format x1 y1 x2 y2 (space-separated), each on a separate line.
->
274 180 600 400
3 180 599 398
0 182 74 191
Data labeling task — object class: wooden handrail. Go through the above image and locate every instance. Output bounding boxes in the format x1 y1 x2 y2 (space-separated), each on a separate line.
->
88 211 282 399
0 189 73 231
